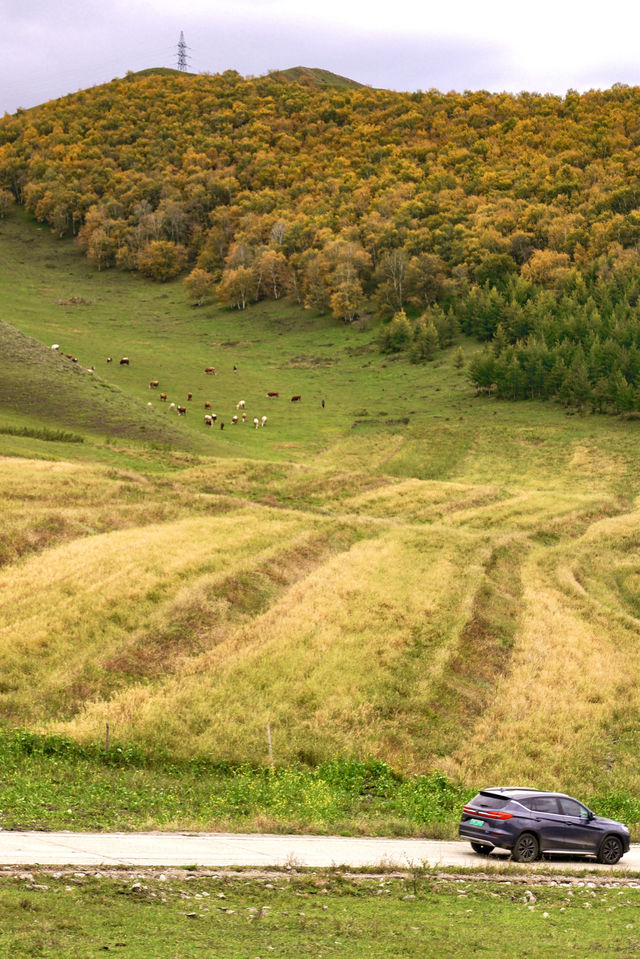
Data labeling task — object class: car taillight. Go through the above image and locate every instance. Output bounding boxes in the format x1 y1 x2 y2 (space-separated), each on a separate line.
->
463 805 513 820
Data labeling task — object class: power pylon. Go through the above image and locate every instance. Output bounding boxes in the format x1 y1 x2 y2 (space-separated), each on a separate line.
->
177 31 191 72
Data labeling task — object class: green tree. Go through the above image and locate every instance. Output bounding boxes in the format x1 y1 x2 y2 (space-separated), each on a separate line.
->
380 310 412 353
453 346 465 370
411 319 440 362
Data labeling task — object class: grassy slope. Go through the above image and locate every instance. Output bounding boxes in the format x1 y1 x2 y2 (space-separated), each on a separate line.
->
1 210 640 799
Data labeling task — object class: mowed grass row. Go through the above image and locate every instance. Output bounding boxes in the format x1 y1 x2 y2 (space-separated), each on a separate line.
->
59 524 487 767
454 510 640 796
1 449 634 789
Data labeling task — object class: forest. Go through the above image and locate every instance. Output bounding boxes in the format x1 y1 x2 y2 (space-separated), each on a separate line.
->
2 68 640 410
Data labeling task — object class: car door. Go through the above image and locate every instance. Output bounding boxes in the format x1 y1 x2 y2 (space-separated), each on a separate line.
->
524 795 570 851
556 797 601 853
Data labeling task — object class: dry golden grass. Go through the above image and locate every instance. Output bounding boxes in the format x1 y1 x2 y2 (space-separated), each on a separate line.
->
60 524 487 768
452 509 640 793
1 427 638 786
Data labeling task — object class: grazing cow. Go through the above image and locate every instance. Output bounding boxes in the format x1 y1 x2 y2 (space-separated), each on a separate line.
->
236 400 245 409
120 357 129 366
261 416 267 427
106 356 112 363
220 421 224 430
177 405 187 416
65 353 73 359
266 391 279 398
204 401 211 409
147 401 152 408
233 364 237 373
187 392 193 401
291 395 301 402
149 380 159 389
241 412 246 422
232 415 238 424
160 393 167 402
204 366 216 374
253 417 259 429
169 402 176 411
211 413 217 422
204 414 213 427
51 344 60 351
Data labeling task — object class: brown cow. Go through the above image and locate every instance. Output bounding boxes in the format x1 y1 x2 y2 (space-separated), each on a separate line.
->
177 405 187 415
204 401 211 409
266 391 279 398
291 395 302 402
160 392 167 401
120 357 130 366
187 392 193 401
204 366 216 374
149 380 159 389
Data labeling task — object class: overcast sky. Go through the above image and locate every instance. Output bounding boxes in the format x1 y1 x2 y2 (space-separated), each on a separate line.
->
2 0 640 115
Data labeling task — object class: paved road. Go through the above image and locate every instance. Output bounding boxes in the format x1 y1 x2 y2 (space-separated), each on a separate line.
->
1 832 640 870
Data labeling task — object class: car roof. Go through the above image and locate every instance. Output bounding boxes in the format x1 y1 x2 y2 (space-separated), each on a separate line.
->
479 787 573 800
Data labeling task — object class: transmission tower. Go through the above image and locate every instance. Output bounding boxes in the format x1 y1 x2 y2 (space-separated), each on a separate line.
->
177 31 191 72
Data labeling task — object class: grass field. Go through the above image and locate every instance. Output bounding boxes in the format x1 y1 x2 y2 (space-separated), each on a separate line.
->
2 870 640 959
1 207 640 834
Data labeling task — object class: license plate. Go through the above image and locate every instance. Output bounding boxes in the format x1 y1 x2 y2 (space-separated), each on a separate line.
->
468 818 485 827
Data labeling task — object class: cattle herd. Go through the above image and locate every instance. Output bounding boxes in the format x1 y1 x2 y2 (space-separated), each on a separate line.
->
51 344 309 434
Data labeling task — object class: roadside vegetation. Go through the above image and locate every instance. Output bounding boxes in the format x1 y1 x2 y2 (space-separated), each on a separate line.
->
1 202 640 837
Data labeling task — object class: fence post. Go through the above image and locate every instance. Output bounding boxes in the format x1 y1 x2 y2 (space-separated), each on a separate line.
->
105 723 110 752
266 722 274 767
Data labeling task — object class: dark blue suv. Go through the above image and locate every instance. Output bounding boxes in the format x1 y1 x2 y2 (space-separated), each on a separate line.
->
459 787 630 864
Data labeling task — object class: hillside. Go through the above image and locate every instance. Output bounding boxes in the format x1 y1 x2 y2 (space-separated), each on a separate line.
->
1 211 640 813
2 73 640 410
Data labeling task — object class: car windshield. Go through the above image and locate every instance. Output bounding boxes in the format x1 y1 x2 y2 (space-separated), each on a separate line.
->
471 793 509 809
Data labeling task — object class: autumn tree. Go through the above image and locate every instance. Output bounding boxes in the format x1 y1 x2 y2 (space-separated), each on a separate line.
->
184 267 215 306
137 241 188 281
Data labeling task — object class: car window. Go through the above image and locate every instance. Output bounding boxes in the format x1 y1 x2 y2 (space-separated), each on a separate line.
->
558 798 590 819
472 794 509 809
523 796 560 813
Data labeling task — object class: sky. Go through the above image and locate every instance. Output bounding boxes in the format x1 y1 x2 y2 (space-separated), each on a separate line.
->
2 0 640 115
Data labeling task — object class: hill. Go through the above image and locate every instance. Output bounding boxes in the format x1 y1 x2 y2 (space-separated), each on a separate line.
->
1 210 640 817
2 73 640 410
262 66 365 90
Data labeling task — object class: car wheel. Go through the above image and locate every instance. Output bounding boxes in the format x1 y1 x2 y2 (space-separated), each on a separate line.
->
470 842 493 855
511 832 539 863
597 835 623 865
